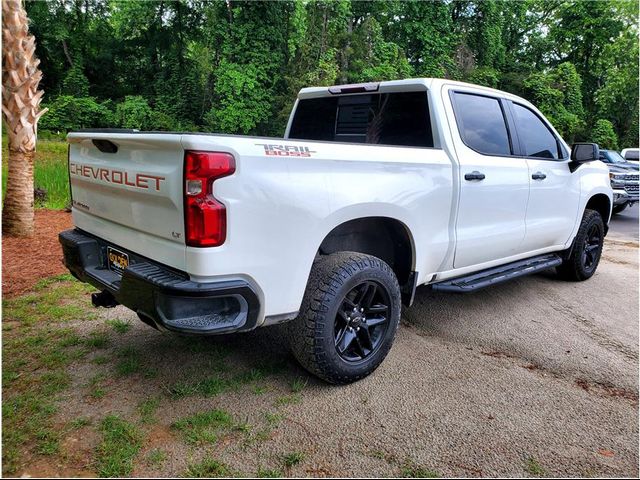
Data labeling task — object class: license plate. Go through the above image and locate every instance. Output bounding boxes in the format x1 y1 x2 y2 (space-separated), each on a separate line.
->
107 247 129 275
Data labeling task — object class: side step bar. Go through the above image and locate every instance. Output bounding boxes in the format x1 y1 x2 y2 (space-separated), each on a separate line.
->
431 253 563 293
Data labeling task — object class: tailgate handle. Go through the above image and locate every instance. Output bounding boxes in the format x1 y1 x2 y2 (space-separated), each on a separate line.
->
92 139 118 154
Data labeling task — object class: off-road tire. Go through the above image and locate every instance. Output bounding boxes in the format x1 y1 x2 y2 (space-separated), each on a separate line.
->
557 209 605 281
288 252 401 384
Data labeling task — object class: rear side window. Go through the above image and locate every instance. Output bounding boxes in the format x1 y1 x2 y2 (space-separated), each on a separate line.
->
288 92 433 147
511 103 560 159
452 93 511 156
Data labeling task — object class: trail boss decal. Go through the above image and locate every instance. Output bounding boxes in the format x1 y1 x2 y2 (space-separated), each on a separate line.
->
69 162 165 191
256 143 316 157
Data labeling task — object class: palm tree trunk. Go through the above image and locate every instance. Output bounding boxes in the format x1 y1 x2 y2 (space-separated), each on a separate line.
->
2 0 47 237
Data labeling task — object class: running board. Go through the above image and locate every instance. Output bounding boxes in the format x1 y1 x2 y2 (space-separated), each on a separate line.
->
431 254 563 293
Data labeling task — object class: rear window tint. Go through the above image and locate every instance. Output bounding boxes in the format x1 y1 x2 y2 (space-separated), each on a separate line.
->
288 92 433 148
452 92 511 156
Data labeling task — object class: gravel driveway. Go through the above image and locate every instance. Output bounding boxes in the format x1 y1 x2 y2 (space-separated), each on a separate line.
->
7 233 638 478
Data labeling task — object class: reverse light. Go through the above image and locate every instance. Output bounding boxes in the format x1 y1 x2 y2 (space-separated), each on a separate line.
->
184 151 235 247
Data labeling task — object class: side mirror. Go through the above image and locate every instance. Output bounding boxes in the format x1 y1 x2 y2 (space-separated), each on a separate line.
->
571 143 599 163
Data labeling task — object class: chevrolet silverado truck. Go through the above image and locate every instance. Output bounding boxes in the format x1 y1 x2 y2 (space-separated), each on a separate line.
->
59 78 612 384
599 149 639 214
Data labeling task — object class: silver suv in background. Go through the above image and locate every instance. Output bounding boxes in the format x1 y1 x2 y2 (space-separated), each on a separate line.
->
600 149 639 214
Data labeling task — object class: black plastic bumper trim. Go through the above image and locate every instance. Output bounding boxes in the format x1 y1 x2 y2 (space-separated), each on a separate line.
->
59 228 260 335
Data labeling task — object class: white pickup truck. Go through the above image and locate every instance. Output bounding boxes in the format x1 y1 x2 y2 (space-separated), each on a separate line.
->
60 78 612 384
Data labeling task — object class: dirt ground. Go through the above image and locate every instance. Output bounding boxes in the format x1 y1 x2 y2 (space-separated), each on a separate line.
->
2 210 72 297
2 211 638 477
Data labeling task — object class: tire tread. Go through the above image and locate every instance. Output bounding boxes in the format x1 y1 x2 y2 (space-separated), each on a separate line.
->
288 252 400 384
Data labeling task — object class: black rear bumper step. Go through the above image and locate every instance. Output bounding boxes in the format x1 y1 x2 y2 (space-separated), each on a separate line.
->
431 253 562 293
59 229 260 335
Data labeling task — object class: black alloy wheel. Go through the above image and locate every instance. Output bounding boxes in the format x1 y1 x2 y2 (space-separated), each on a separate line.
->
334 281 390 363
581 223 602 272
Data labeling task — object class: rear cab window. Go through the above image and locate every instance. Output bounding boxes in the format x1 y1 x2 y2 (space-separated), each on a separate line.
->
288 91 433 148
451 92 512 156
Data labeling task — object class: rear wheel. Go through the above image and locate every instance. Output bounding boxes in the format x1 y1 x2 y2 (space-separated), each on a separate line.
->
557 209 604 281
288 252 401 384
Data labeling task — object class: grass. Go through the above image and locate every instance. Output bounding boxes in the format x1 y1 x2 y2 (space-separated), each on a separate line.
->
2 134 70 209
106 319 131 334
400 461 441 478
257 467 284 477
69 417 91 430
172 409 233 445
168 367 273 399
88 373 108 399
95 415 142 477
282 451 305 467
115 347 142 376
138 397 160 424
145 448 167 467
4 274 95 326
264 412 283 426
291 377 308 393
185 458 233 478
1 275 100 474
85 332 110 349
525 457 546 476
275 394 301 406
92 355 110 365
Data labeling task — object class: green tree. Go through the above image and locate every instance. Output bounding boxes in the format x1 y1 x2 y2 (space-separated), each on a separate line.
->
347 17 412 82
386 0 457 77
114 96 155 130
39 96 113 132
205 1 294 135
523 62 585 142
591 119 619 150
61 64 90 97
23 0 638 145
594 13 639 145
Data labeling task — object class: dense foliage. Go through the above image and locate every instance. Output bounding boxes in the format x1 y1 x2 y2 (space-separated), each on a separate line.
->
28 0 639 147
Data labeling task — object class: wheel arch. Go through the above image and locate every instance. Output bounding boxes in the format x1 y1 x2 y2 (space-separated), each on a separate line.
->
316 216 417 305
585 193 612 233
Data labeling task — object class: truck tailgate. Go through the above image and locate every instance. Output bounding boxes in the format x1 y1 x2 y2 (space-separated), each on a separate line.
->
67 132 186 269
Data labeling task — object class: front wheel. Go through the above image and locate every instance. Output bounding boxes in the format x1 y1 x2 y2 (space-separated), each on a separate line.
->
557 209 605 281
288 252 401 384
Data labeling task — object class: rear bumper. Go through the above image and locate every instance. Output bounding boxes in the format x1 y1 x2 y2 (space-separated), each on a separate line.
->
59 229 260 335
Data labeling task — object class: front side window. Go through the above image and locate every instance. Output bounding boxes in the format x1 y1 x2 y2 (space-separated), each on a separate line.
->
288 91 433 148
512 103 560 159
452 92 511 156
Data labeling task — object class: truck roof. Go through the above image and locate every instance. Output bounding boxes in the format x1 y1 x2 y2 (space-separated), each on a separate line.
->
298 78 528 105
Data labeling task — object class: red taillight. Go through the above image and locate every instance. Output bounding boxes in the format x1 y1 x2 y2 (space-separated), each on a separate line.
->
184 150 235 247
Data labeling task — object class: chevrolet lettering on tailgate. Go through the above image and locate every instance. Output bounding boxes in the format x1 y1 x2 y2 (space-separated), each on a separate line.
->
69 162 165 191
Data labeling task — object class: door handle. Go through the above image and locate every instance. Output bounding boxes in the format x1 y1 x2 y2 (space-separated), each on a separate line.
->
464 171 486 181
532 172 547 180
